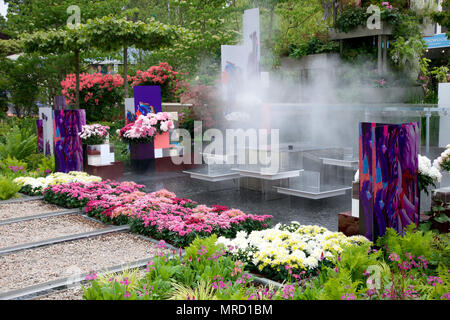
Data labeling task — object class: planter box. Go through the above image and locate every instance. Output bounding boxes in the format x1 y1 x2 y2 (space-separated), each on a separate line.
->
130 142 155 160
338 211 360 237
86 162 123 180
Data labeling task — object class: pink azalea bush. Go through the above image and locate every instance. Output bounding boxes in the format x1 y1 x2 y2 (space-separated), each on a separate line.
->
84 188 273 247
43 180 146 208
61 72 126 122
118 112 174 144
131 62 185 102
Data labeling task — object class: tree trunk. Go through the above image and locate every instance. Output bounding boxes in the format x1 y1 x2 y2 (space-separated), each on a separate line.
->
124 45 129 98
75 50 80 109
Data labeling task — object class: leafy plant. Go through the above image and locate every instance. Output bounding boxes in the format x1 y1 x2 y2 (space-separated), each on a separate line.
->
335 7 369 33
0 126 37 161
431 66 449 83
420 201 450 234
169 280 217 300
0 176 21 200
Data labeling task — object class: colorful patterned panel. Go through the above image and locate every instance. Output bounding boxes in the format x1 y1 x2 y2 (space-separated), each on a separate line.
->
36 120 43 153
39 107 54 156
133 86 161 119
359 122 419 241
53 110 86 173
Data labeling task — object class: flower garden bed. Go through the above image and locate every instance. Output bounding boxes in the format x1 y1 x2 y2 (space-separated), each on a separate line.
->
82 227 450 300
41 180 272 248
43 180 145 208
14 172 102 196
217 223 370 282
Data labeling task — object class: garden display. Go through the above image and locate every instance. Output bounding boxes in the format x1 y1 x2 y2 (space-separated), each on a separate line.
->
83 187 273 247
13 171 102 196
82 228 450 300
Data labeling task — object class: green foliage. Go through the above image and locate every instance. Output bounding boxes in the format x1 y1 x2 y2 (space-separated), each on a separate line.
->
336 243 381 283
335 7 369 33
0 126 37 161
289 37 339 58
390 36 426 76
376 225 448 270
431 66 449 83
0 176 21 200
319 267 361 300
433 0 450 38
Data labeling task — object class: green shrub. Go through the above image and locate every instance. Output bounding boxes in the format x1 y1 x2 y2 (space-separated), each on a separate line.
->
0 125 37 161
0 176 21 200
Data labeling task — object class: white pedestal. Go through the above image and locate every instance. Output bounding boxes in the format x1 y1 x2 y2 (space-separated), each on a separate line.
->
87 144 115 166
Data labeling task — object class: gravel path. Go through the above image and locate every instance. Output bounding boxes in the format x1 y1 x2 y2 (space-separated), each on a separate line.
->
0 215 106 248
0 232 162 294
0 200 61 221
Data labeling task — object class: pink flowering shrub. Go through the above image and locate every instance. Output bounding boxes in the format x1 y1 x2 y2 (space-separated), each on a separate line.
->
61 73 126 122
84 188 272 247
43 180 146 208
131 62 185 102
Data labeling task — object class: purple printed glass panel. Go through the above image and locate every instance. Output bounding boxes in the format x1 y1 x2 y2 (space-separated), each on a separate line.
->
359 122 419 241
36 120 43 153
54 96 68 110
133 86 162 118
53 110 86 173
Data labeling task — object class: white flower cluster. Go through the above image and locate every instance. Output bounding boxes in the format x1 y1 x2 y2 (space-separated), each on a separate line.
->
354 169 359 183
78 124 109 141
14 171 102 194
217 223 370 273
419 154 442 183
433 144 450 173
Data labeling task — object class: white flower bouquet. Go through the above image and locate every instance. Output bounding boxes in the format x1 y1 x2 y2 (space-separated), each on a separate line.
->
418 155 442 195
79 124 110 145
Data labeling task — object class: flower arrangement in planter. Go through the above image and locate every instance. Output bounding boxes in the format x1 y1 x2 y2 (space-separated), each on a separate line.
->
14 171 102 196
217 222 370 282
131 62 185 102
418 154 442 195
61 73 125 122
79 124 110 146
433 144 450 173
118 112 174 144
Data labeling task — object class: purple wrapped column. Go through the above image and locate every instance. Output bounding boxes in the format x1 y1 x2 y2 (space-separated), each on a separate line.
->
359 122 419 241
129 142 155 160
53 110 86 173
36 120 43 153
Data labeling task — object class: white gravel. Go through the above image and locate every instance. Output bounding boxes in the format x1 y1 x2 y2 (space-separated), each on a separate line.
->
0 232 162 294
0 215 106 248
0 200 61 221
